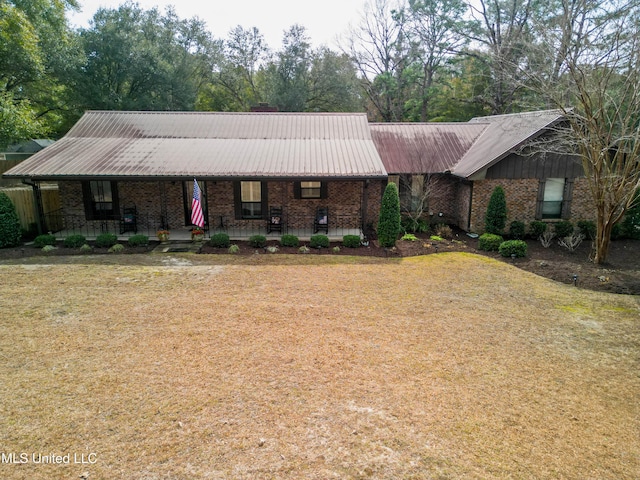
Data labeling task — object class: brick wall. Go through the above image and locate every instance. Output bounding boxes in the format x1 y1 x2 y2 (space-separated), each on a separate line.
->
59 179 382 233
469 178 595 233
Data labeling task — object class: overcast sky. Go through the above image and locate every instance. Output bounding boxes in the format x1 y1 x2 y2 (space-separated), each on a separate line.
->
68 0 367 49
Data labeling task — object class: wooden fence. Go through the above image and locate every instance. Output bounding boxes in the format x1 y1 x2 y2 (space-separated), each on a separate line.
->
0 185 61 231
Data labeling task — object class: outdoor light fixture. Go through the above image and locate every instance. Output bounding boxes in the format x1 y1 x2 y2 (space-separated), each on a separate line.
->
573 274 578 286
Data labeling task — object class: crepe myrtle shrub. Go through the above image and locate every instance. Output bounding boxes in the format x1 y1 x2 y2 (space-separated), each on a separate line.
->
499 239 528 258
342 235 361 248
280 234 299 247
127 234 149 247
484 186 507 235
310 234 330 249
478 233 503 251
63 234 87 248
249 234 267 248
34 233 56 248
553 221 574 238
528 221 547 238
577 220 596 241
509 220 526 240
209 232 230 248
0 192 22 248
95 233 118 248
378 182 401 247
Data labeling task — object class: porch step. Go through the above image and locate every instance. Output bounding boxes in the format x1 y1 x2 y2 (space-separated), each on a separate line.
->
151 241 203 254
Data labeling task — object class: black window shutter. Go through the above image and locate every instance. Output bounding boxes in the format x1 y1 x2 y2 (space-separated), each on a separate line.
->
535 179 546 220
294 182 301 199
111 182 120 219
261 181 268 219
561 178 574 219
233 181 242 220
320 181 328 199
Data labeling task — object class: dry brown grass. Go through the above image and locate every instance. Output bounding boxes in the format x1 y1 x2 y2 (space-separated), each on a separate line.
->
0 252 639 479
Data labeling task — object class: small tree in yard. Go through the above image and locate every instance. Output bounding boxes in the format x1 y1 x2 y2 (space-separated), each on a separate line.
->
0 192 22 248
378 181 401 247
484 186 507 235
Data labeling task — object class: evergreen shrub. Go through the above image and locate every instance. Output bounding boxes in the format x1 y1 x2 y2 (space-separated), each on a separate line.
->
209 233 230 248
280 234 299 247
95 233 118 248
342 235 361 248
529 221 547 238
249 235 267 248
554 221 574 238
127 234 149 247
310 234 329 249
0 192 22 248
499 239 527 257
484 186 507 235
509 220 526 239
34 234 56 248
64 234 87 248
478 233 503 251
378 182 401 247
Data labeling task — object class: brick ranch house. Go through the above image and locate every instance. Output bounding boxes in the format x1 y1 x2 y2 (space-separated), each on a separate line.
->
371 110 592 233
3 111 387 240
3 109 593 239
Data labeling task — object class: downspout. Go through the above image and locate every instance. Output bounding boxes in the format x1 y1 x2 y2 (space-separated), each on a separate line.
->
361 179 369 237
22 178 44 235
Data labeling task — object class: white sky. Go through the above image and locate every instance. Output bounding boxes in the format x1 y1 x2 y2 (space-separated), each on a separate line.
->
68 0 367 50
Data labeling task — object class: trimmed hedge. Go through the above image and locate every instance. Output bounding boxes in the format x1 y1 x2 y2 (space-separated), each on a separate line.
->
64 234 87 248
509 220 526 239
554 221 574 238
209 232 230 248
499 239 528 258
310 234 330 249
249 235 267 248
478 233 503 251
529 221 547 238
280 234 299 247
95 233 118 248
127 234 149 247
34 234 57 248
342 235 361 248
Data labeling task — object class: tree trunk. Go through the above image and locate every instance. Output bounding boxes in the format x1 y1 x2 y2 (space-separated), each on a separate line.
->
594 213 613 265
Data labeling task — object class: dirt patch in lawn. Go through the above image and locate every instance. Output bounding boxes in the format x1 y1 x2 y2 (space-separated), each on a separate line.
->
0 255 638 479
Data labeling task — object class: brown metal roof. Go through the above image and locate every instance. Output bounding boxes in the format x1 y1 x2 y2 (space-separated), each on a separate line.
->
370 123 488 174
453 110 565 179
4 111 387 179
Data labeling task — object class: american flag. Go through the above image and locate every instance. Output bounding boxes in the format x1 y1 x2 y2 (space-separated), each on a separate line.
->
191 179 205 228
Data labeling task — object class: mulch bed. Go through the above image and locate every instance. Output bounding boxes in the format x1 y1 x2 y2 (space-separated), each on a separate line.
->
1 232 638 295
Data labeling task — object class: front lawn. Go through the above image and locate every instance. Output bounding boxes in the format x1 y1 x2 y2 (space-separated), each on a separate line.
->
0 253 638 479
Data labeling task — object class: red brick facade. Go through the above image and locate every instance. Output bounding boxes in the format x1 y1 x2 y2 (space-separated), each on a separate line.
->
59 179 384 235
467 177 595 233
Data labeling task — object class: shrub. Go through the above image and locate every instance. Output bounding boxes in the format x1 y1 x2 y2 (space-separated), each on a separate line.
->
529 221 547 238
332 246 341 253
401 233 418 242
577 220 596 240
509 220 526 239
499 239 527 257
310 234 330 249
280 234 299 247
228 244 240 254
401 216 429 234
378 182 401 247
0 192 22 248
249 235 267 248
621 192 640 239
558 233 584 252
42 244 57 253
430 235 444 242
435 223 453 238
64 234 87 248
553 221 574 238
95 233 118 248
209 233 230 248
611 223 625 240
342 235 361 248
484 186 507 235
34 233 56 248
127 234 149 247
478 233 503 251
298 245 310 254
108 243 124 253
539 231 555 248
79 244 93 254
266 245 279 253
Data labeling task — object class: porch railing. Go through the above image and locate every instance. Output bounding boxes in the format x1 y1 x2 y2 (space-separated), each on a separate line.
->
43 210 363 240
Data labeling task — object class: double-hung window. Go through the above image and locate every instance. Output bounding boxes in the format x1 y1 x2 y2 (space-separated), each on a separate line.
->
237 181 264 219
541 178 565 219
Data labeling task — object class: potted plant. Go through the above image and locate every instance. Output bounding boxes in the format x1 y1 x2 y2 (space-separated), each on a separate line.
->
157 229 170 243
191 228 205 242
